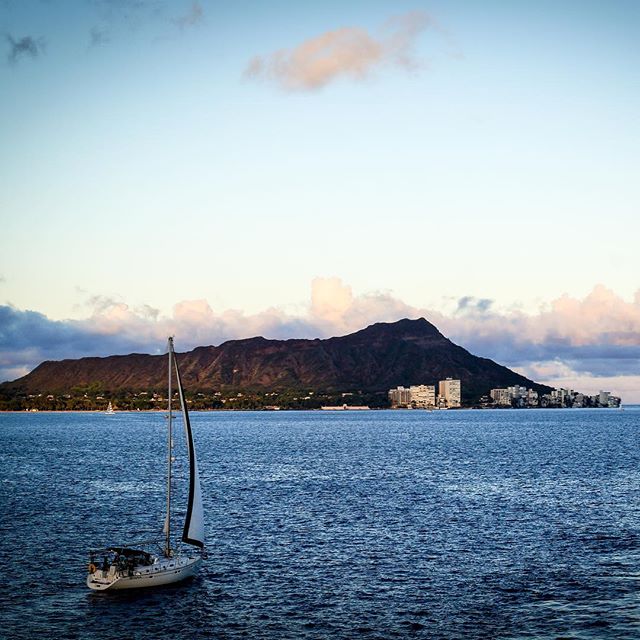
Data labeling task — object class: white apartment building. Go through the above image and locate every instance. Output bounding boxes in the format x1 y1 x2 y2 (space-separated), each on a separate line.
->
490 388 511 406
491 386 539 406
409 385 436 408
599 391 611 406
551 388 572 405
525 389 539 406
438 378 461 408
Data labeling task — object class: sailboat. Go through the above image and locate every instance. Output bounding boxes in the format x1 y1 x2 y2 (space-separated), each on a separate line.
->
104 401 115 415
86 337 205 591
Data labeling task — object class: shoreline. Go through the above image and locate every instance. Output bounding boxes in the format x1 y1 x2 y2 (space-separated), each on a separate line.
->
0 406 632 415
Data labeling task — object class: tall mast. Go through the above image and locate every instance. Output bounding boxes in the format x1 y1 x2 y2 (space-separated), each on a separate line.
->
165 337 173 557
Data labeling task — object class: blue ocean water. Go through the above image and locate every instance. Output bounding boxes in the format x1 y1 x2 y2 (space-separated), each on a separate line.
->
1 408 639 639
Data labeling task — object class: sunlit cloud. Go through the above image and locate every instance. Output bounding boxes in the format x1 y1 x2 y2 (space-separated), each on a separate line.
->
244 11 434 91
523 374 639 401
433 285 640 374
1 280 638 400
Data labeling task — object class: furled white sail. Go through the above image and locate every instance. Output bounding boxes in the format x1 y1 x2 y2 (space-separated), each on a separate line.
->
173 353 205 548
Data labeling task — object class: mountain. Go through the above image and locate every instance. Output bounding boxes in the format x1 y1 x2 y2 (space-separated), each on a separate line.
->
1 318 550 402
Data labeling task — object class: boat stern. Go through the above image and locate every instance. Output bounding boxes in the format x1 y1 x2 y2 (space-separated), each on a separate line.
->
87 567 121 591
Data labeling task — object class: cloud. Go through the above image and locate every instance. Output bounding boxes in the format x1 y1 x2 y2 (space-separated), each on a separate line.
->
436 285 640 371
83 1 202 50
0 305 142 360
173 2 203 30
87 1 173 45
244 11 434 91
524 373 639 401
456 296 493 314
1 281 638 401
88 27 111 48
310 277 420 336
92 0 166 25
5 34 44 63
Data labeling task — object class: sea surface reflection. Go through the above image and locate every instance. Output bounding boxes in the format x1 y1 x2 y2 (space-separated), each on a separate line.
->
1 408 639 639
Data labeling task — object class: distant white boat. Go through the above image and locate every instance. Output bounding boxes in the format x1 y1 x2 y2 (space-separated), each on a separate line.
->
321 405 370 411
104 401 115 415
87 337 205 591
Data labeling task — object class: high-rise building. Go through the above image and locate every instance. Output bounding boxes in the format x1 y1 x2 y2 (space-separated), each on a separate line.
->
409 385 436 408
388 386 412 408
507 385 527 399
490 388 511 406
438 378 461 408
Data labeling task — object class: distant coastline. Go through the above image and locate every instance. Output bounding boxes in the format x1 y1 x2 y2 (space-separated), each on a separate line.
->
0 319 623 413
1 405 629 414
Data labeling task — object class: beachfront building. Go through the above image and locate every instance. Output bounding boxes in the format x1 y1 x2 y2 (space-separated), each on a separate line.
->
507 385 527 399
548 388 572 407
508 385 539 407
526 389 539 405
389 386 412 408
409 385 436 408
572 393 585 408
599 390 611 406
491 386 539 407
389 384 439 408
438 378 461 408
490 388 511 406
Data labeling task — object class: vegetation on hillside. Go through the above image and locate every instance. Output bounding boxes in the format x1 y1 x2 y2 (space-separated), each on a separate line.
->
0 385 390 412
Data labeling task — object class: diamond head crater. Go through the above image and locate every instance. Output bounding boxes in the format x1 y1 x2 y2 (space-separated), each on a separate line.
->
0 318 564 411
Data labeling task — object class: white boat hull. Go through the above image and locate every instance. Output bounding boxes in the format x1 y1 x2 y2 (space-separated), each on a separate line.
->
87 555 201 591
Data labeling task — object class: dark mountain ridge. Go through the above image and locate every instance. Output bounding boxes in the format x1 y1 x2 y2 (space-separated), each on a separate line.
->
1 318 551 401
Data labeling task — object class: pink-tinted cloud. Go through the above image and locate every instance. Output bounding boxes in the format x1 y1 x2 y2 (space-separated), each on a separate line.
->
525 374 639 401
434 285 640 368
244 11 433 91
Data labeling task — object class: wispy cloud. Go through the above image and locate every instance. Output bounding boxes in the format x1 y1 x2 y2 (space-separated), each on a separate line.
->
88 26 111 48
2 280 639 400
84 1 202 50
88 1 198 48
5 34 44 63
173 1 203 30
92 0 166 27
244 11 434 91
456 296 493 314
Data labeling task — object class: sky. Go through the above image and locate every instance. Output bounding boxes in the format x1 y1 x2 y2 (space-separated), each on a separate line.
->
1 0 639 400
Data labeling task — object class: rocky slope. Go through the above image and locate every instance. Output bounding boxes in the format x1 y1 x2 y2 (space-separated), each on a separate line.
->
1 318 550 401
